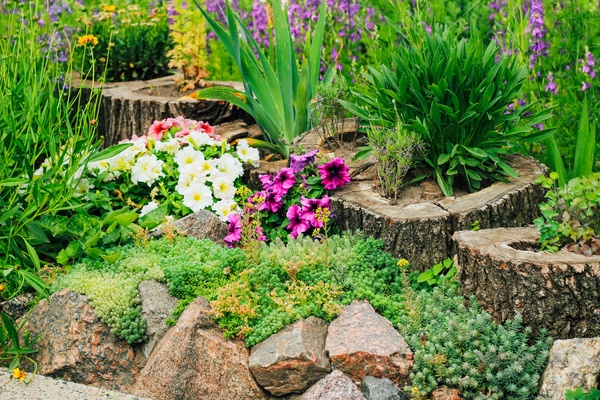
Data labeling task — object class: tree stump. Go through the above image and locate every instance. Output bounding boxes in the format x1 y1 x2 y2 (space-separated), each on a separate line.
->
453 227 600 339
328 154 547 270
78 76 253 148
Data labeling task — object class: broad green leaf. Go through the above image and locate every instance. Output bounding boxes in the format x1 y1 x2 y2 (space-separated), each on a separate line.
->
100 252 122 264
573 96 595 179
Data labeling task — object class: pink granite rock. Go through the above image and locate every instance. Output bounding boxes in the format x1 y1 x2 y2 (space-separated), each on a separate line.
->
20 289 141 392
325 300 414 387
302 370 365 400
249 316 331 395
134 296 267 400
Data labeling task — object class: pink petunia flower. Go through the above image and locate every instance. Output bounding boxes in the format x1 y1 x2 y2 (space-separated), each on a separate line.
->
224 213 242 247
286 204 310 239
270 168 296 196
318 158 351 190
252 190 283 213
147 120 174 140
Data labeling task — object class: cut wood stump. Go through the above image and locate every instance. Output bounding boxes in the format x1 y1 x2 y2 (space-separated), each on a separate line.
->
453 226 600 339
77 76 253 148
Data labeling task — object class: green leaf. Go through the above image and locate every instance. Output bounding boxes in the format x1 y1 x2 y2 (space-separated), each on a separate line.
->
21 237 40 269
573 96 595 179
100 252 122 264
114 212 138 227
0 178 28 187
432 262 444 275
139 204 168 230
87 143 132 164
417 270 434 283
19 270 48 297
1 313 19 349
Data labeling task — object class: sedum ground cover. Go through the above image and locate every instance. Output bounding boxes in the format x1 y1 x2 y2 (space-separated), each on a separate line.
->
52 232 551 399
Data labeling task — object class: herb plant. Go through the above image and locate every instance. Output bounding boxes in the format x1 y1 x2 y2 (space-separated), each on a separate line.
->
342 25 555 196
534 171 600 255
1 313 41 383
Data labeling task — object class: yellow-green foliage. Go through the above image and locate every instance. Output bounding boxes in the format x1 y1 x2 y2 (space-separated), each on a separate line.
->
167 0 209 90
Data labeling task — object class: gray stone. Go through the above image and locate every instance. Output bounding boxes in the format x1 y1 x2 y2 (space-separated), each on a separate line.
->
249 317 331 396
0 292 35 320
325 300 413 387
301 370 365 400
0 369 151 400
538 337 600 399
151 208 228 244
138 279 178 358
360 376 408 400
134 296 267 400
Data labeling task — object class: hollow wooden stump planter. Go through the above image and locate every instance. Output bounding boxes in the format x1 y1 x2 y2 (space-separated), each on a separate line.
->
85 75 253 147
327 153 547 271
453 227 600 339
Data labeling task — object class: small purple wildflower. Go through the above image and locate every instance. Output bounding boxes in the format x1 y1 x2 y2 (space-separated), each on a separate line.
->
582 81 592 91
526 0 549 69
318 158 350 190
545 73 558 95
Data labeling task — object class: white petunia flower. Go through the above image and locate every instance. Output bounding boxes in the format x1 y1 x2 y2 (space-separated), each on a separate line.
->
140 200 160 217
212 199 239 221
74 178 93 197
130 137 148 155
176 164 207 193
111 148 136 172
184 130 218 148
175 146 205 168
214 153 244 180
131 154 164 186
155 138 181 154
181 182 213 212
211 175 237 200
236 140 260 167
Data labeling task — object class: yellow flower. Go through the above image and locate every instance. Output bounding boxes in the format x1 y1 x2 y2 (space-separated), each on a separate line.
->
0 283 5 291
12 368 26 381
102 4 116 12
396 258 410 268
78 35 98 47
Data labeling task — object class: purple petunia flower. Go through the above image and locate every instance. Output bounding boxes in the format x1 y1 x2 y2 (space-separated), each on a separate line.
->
270 168 296 196
253 190 283 213
300 195 331 228
224 213 242 247
289 149 319 173
318 158 351 190
286 204 310 239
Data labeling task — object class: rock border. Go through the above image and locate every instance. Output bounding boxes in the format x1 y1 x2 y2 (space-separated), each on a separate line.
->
453 226 600 339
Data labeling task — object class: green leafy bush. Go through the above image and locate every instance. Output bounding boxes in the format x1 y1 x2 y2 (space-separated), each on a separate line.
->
534 171 600 255
566 388 600 400
400 285 552 399
79 4 173 82
342 25 554 196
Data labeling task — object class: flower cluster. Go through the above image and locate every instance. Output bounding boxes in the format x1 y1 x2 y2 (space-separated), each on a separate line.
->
580 48 597 91
526 0 549 69
225 150 350 245
84 117 260 223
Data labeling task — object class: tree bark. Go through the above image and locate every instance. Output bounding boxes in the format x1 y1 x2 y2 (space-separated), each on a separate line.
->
453 227 600 339
76 76 253 148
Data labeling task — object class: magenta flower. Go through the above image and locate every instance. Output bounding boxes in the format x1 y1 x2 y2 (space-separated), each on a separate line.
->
300 196 322 227
289 149 319 173
318 158 351 190
224 213 242 247
582 81 592 91
147 119 174 140
253 190 283 213
286 205 310 239
259 174 273 190
271 168 297 196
